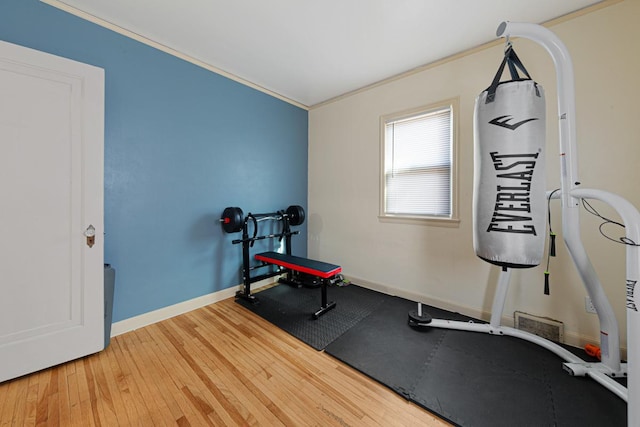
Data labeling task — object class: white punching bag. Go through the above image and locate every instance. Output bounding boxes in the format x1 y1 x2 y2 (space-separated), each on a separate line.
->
473 46 546 268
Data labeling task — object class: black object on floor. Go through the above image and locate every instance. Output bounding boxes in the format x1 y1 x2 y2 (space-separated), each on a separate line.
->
235 284 386 350
325 294 627 427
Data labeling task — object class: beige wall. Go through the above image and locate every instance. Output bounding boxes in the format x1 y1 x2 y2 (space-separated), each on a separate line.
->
308 0 640 349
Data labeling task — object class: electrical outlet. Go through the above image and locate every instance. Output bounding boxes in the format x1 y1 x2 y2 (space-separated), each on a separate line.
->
585 296 597 314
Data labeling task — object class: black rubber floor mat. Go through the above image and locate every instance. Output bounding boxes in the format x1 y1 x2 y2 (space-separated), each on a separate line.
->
235 284 387 350
325 294 627 427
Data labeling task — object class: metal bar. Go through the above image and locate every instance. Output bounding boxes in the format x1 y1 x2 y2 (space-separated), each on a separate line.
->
247 270 283 284
232 231 299 245
489 267 511 328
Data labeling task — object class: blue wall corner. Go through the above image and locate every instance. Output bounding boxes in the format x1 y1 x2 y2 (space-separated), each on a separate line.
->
0 0 309 322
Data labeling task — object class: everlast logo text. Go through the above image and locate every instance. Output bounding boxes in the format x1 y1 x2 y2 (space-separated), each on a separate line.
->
627 280 638 312
487 152 539 235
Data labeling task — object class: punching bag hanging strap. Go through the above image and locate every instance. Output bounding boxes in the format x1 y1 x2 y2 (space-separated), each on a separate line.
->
507 47 532 80
509 48 541 98
485 54 510 103
486 46 534 103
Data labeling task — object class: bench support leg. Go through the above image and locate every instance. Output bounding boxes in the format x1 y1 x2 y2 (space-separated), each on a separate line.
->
313 279 337 319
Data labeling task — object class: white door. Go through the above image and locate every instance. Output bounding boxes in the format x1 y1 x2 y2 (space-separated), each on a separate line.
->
0 40 104 383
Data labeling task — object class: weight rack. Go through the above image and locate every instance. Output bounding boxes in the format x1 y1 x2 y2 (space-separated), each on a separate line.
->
221 206 304 303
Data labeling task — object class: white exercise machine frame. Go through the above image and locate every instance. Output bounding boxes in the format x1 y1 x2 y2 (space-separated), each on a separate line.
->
420 22 639 425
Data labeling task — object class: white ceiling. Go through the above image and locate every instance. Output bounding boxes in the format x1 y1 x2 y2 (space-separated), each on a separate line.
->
50 0 603 108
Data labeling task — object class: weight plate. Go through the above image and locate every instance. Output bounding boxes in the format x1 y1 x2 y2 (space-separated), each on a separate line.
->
286 205 305 226
222 207 243 233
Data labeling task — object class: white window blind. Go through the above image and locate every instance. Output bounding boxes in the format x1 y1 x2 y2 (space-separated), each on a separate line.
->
384 106 452 217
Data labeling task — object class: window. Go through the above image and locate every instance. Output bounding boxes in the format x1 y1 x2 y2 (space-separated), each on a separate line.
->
380 99 458 224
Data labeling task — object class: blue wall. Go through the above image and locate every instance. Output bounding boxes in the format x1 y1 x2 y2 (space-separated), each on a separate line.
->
0 0 309 322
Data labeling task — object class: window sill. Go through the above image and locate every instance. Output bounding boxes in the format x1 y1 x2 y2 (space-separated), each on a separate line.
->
378 214 460 228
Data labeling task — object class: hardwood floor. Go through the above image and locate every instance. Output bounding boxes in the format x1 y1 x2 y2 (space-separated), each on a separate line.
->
0 296 450 426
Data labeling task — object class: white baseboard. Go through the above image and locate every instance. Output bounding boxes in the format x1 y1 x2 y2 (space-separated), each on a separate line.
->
110 278 276 337
345 274 494 322
111 274 626 359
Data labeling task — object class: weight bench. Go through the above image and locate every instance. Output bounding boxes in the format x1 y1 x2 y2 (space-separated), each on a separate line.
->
255 251 341 319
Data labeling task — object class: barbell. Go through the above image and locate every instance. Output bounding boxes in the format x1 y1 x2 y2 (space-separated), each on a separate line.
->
220 205 305 233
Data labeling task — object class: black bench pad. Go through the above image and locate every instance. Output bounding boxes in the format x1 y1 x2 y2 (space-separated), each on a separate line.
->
255 251 342 279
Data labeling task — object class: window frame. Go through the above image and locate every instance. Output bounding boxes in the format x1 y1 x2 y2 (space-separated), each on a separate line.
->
379 98 459 227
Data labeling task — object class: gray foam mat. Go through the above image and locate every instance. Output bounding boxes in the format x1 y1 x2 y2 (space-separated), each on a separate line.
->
325 294 627 427
235 284 386 350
